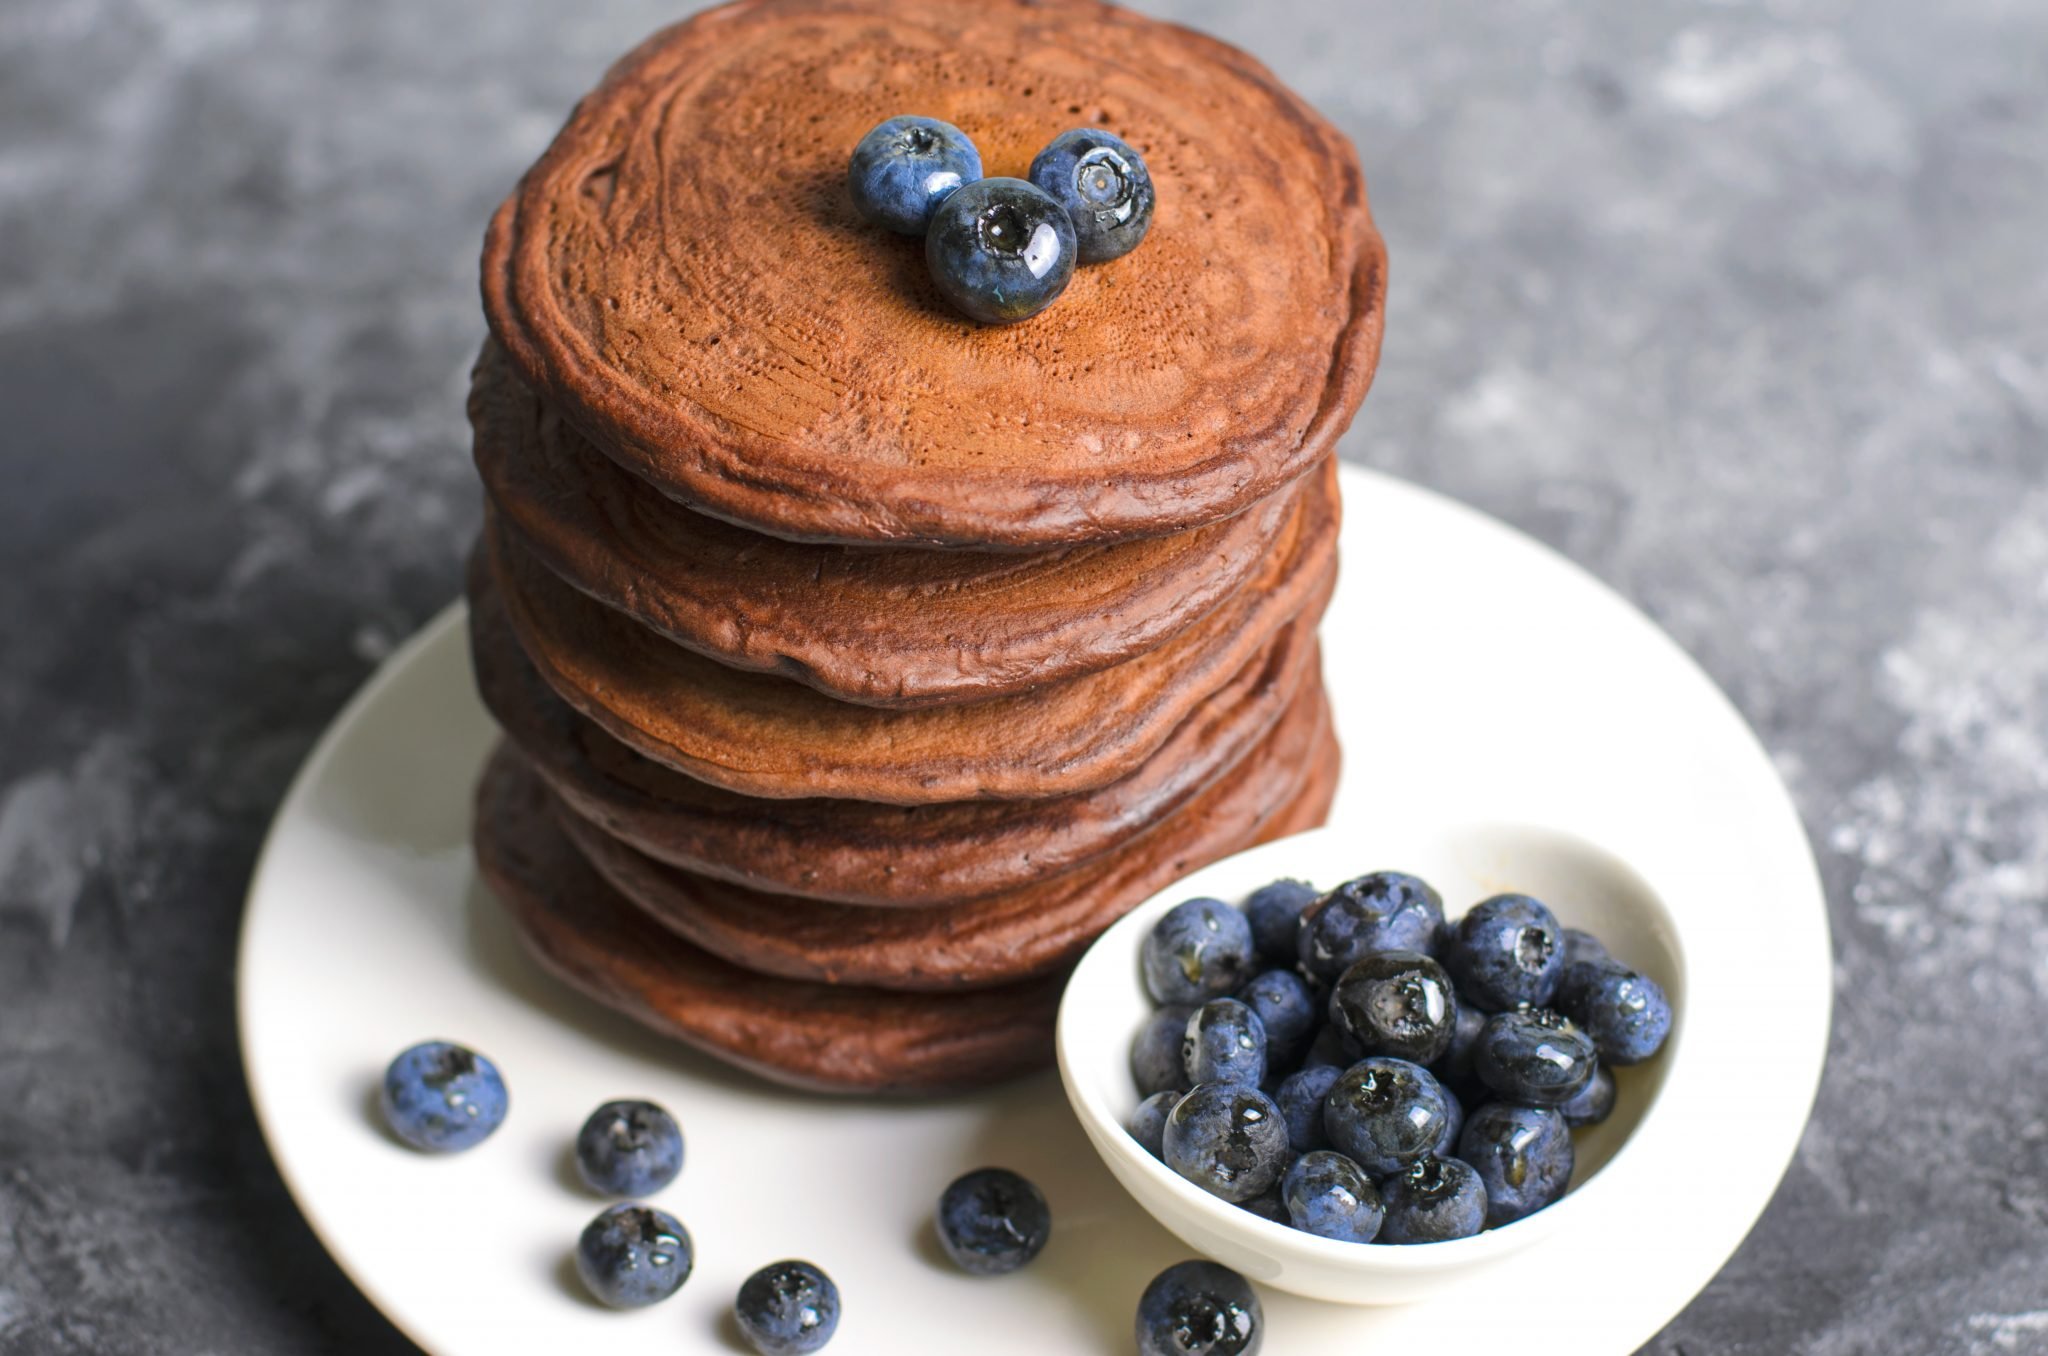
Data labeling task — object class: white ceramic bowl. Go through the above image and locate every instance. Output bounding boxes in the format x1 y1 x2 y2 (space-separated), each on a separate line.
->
1056 820 1687 1305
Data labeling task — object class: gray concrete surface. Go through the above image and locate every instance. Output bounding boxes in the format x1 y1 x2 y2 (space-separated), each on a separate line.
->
2 0 2044 1351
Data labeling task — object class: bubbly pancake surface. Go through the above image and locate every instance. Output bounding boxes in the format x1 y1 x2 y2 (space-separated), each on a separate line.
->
482 0 1386 546
470 341 1294 707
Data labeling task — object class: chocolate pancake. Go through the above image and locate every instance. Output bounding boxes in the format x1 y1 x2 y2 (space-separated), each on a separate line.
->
482 0 1386 548
558 674 1333 991
477 461 1340 804
471 573 1319 905
472 342 1295 708
474 746 1063 1093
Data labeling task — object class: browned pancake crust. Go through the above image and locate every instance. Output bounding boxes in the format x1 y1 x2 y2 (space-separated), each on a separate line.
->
559 674 1331 990
482 0 1386 547
471 576 1319 905
472 341 1296 707
475 461 1339 804
475 744 1067 1093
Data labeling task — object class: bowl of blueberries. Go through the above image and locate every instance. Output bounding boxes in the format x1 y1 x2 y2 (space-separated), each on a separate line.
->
1057 819 1684 1306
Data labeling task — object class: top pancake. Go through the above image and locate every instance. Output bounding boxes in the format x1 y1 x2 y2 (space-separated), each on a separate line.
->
470 341 1293 707
482 0 1387 547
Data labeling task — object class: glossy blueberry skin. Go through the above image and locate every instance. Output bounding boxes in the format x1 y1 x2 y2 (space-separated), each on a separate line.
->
1296 872 1445 981
1378 1156 1489 1244
846 115 981 235
379 1040 508 1153
1442 894 1565 1011
1280 1150 1385 1243
1433 1003 1488 1084
1130 1090 1181 1159
1243 879 1319 964
1027 127 1156 264
1327 950 1459 1064
576 1203 693 1308
1474 1008 1599 1107
1457 1103 1575 1227
1557 960 1673 1065
1163 1083 1291 1203
925 177 1077 325
1237 1187 1289 1226
1235 970 1317 1064
1183 999 1269 1087
1299 1023 1358 1073
1136 1260 1263 1356
1432 1087 1465 1158
1562 1064 1617 1128
1561 927 1610 969
936 1168 1051 1275
1143 898 1258 1007
1132 1004 1198 1097
1274 1064 1342 1155
574 1099 683 1197
734 1260 840 1355
1323 1057 1454 1177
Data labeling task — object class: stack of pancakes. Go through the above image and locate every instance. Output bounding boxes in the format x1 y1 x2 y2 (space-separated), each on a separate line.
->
466 0 1387 1094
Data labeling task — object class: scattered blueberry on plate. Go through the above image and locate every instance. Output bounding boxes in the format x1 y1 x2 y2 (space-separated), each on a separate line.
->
379 1040 508 1153
575 1202 693 1309
1136 1260 1262 1356
1027 127 1156 263
936 1167 1052 1275
925 177 1078 325
734 1259 840 1355
847 114 982 235
1123 870 1673 1246
574 1099 684 1197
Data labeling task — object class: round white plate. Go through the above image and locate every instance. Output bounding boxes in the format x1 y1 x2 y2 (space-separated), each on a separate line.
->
239 465 1829 1355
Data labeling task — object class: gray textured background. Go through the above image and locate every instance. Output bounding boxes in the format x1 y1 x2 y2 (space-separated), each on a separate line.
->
2 0 2044 1351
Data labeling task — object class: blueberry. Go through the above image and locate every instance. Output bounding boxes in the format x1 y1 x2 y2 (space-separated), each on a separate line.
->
925 177 1077 325
1136 1260 1262 1356
1299 1024 1358 1073
1474 1008 1598 1107
1296 872 1445 981
1561 927 1610 969
1378 1157 1489 1244
1441 894 1565 1011
936 1167 1051 1275
1235 970 1317 1064
1183 999 1269 1087
1163 1083 1291 1203
1327 950 1459 1065
574 1099 683 1197
1143 898 1258 1007
1322 1057 1453 1178
1274 1065 1341 1155
1130 1090 1181 1159
846 115 981 235
1561 1064 1617 1128
1280 1150 1385 1243
379 1040 508 1153
1027 127 1156 265
1457 1103 1574 1226
1133 1004 1198 1097
1433 1003 1487 1084
575 1203 693 1308
734 1260 840 1355
1243 879 1319 964
1556 960 1673 1065
1237 1187 1289 1226
1432 1087 1465 1158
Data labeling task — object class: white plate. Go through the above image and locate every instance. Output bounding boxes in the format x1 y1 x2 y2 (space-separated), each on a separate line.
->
239 465 1830 1355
